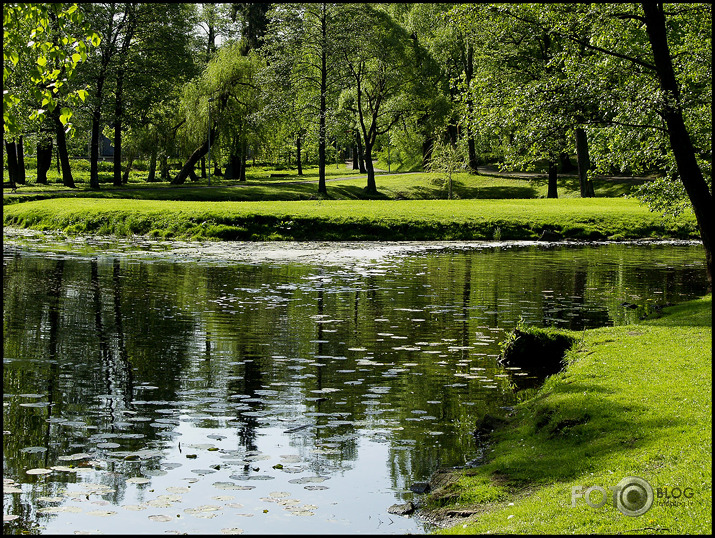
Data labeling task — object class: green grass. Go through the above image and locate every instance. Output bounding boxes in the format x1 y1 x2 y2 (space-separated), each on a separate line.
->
4 163 647 204
2 197 699 242
426 295 712 535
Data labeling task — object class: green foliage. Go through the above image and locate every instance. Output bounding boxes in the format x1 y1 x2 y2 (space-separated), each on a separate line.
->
3 3 99 137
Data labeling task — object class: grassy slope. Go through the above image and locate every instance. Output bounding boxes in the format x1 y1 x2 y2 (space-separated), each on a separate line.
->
427 295 712 535
2 197 699 242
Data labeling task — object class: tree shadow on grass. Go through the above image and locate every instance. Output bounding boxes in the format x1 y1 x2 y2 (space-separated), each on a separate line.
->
487 379 683 484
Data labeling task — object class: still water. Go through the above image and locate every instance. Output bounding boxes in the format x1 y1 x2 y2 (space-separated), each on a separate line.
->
2 239 708 534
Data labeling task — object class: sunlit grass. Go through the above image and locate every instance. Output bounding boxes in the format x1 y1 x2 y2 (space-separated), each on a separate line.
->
428 295 712 535
2 197 699 242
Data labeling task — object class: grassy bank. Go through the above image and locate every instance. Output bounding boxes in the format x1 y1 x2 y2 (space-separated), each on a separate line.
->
424 295 712 535
2 197 699 242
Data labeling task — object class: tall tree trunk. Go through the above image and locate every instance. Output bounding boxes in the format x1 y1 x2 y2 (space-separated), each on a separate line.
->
296 135 303 176
113 68 125 187
364 140 377 194
575 128 595 197
465 43 479 172
643 2 713 289
36 137 53 184
5 141 19 188
547 158 558 198
54 112 75 188
317 4 328 195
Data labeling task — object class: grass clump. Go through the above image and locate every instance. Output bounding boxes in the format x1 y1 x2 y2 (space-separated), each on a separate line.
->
426 295 712 535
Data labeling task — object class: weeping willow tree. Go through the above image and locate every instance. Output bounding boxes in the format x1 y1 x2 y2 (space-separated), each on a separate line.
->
172 43 264 185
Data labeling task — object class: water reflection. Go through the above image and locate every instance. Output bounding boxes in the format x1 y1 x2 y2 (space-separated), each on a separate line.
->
2 241 708 534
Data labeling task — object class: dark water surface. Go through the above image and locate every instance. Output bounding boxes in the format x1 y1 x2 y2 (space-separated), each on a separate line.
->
2 239 708 534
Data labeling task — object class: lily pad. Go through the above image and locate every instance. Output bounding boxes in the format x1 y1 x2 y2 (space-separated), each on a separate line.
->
148 514 174 522
86 510 117 517
126 477 151 485
20 446 47 454
26 468 52 475
220 528 244 534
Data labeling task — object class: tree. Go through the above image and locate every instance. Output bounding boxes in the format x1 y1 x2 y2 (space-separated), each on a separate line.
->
451 3 712 286
641 3 712 288
425 138 468 200
172 44 262 185
4 3 98 187
262 3 348 194
340 5 440 194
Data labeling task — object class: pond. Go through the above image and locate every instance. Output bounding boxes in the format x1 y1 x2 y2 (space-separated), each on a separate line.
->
2 237 709 534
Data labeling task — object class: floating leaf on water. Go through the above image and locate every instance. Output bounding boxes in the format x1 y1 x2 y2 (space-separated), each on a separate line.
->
144 469 168 477
279 455 301 464
19 402 50 407
4 486 22 494
191 469 217 476
123 505 147 511
3 515 19 522
289 476 328 484
148 514 173 522
166 486 190 494
26 468 52 475
58 453 92 461
224 503 244 509
289 509 315 516
303 485 329 491
86 510 117 517
126 477 151 485
96 442 120 449
220 528 244 535
20 446 47 454
184 505 222 515
37 496 64 503
38 506 82 514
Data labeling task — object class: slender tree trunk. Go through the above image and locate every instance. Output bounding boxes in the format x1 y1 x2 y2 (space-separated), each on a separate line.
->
643 2 713 289
317 4 328 195
575 128 595 197
296 135 303 176
364 140 377 194
547 158 558 198
113 69 124 187
36 137 53 184
54 112 75 188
